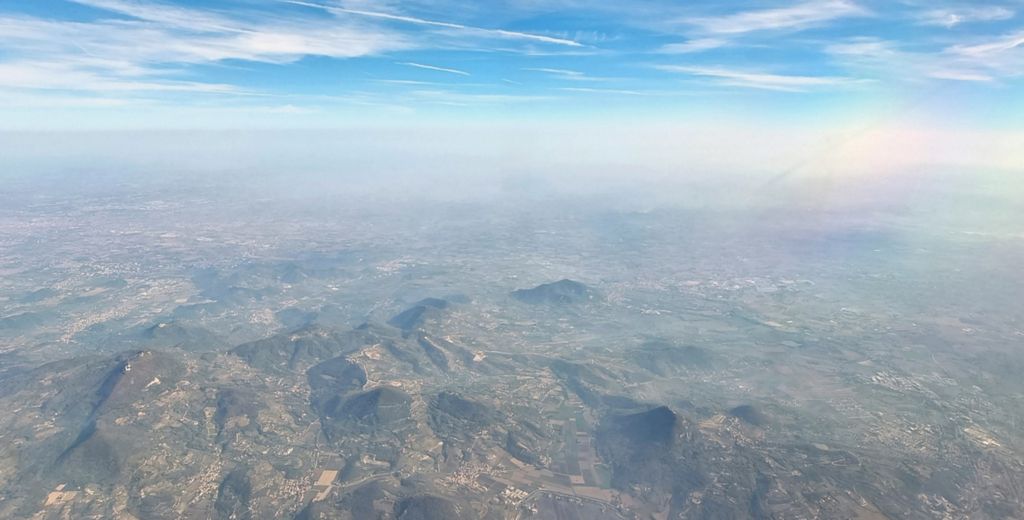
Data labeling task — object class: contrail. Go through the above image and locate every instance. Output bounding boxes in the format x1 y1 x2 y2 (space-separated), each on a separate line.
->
283 0 582 47
397 62 471 76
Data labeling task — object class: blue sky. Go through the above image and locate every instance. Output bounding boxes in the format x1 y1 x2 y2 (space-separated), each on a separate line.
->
0 0 1022 130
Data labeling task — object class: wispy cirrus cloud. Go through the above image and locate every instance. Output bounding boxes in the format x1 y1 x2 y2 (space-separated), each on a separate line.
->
0 61 242 93
0 90 146 108
656 38 728 54
653 1 868 56
398 89 553 106
682 0 869 35
523 68 614 82
67 0 248 33
949 31 1024 57
927 69 996 82
0 0 413 99
55 2 412 64
940 30 1024 80
375 79 442 86
557 86 652 96
916 6 1014 28
658 65 863 92
826 31 1024 84
825 37 898 58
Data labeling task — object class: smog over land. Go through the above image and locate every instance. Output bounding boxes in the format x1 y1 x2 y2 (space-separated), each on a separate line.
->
1 1 1023 519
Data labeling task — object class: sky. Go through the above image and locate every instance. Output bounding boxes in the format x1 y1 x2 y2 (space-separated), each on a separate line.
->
0 0 1022 175
0 0 1022 125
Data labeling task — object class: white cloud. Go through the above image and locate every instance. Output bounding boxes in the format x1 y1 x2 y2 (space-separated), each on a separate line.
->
0 0 416 98
683 0 869 35
400 89 553 105
825 31 1024 85
0 90 144 108
376 79 442 85
0 61 241 93
940 31 1024 80
657 1 869 59
523 67 614 81
949 31 1024 58
67 0 248 33
557 87 651 96
927 69 995 82
917 6 1014 28
657 38 728 54
658 65 863 92
825 38 897 58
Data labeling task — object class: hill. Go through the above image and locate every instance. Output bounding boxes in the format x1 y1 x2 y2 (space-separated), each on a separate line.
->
511 279 597 305
387 298 450 333
231 325 365 372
